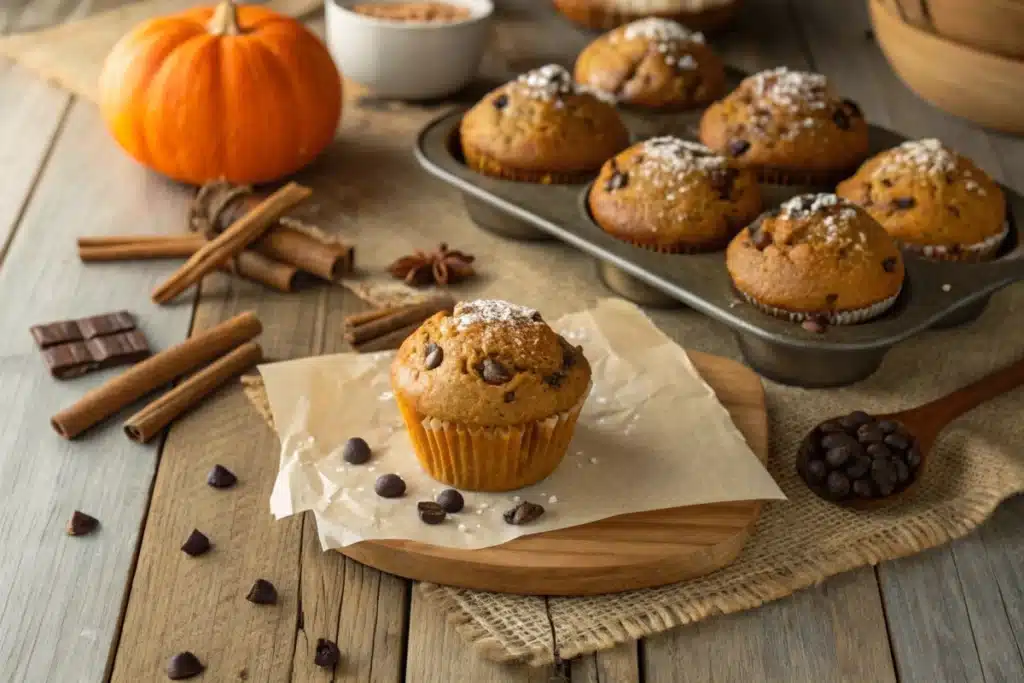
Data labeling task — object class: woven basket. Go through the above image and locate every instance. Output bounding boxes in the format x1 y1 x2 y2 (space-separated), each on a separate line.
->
888 0 1024 59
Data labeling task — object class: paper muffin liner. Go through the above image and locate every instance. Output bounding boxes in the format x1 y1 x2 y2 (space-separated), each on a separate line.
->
462 141 596 185
737 287 901 325
551 0 740 32
756 165 857 188
898 221 1009 263
395 387 591 492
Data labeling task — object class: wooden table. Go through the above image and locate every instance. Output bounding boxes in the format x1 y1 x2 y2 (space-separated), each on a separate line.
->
2 1 1023 681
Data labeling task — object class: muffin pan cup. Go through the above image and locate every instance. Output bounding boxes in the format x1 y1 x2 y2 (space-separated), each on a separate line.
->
415 112 1024 388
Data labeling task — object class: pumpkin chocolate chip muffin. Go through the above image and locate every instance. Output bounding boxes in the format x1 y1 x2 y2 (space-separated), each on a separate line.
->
726 193 904 325
459 64 630 184
699 67 869 185
573 18 726 110
391 299 591 492
589 136 761 252
836 139 1007 261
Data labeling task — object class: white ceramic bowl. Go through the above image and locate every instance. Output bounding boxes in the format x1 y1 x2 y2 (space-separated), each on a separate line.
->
326 0 494 100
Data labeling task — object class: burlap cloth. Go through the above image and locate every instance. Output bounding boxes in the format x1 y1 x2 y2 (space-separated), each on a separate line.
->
5 0 1024 666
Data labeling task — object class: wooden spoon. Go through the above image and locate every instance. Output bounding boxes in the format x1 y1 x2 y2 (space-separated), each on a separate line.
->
800 354 1024 510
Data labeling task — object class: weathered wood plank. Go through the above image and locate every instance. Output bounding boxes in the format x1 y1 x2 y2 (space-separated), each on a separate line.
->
643 568 895 683
0 99 197 683
0 63 69 259
405 595 557 683
790 2 1024 681
571 643 641 683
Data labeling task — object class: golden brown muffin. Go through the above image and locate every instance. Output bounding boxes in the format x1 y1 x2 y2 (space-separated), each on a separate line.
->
699 67 869 185
588 136 761 252
459 64 630 184
552 0 740 33
726 193 904 325
391 300 592 491
836 138 1007 261
573 18 726 110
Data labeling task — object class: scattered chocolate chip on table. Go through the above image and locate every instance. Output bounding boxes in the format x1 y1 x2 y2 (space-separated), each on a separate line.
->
180 529 211 557
245 579 278 605
206 464 237 488
66 510 99 536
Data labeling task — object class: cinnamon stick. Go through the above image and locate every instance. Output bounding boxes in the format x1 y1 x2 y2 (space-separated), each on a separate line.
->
193 182 354 281
124 341 263 443
153 182 311 304
78 234 206 260
77 235 298 293
353 322 422 353
343 305 404 328
52 311 262 439
343 295 455 345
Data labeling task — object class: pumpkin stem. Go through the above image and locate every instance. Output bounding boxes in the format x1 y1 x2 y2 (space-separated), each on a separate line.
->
208 0 242 36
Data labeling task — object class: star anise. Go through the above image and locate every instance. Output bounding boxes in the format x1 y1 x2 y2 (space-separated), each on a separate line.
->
387 243 476 287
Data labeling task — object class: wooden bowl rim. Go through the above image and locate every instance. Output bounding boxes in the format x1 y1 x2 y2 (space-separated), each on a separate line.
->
871 0 1024 72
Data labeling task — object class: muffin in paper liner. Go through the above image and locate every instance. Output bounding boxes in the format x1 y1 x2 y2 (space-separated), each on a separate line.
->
551 0 741 33
899 221 1009 263
738 287 901 325
756 165 858 188
462 143 595 185
395 386 590 492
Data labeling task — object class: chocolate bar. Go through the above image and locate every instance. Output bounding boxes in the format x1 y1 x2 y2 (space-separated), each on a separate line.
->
30 311 136 348
42 329 150 379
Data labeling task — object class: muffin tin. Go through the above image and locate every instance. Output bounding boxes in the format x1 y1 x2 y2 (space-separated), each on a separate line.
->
413 89 1024 388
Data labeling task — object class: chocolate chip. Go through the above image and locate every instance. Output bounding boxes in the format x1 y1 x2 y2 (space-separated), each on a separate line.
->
181 529 211 557
709 168 739 200
826 471 851 499
948 205 961 218
314 639 341 669
503 501 544 525
822 432 857 451
852 479 874 498
605 171 629 192
206 464 237 488
846 454 872 479
857 424 885 444
493 93 509 110
871 458 895 488
246 579 278 605
832 109 851 131
728 139 750 157
424 343 443 370
882 257 897 273
894 458 911 483
343 437 372 465
891 197 916 210
881 178 893 188
504 391 515 403
375 473 406 498
67 510 99 536
825 293 839 307
562 345 578 369
750 225 773 251
843 410 874 428
805 458 827 483
530 311 544 322
841 97 863 118
418 501 447 525
905 446 922 469
802 318 827 334
545 372 566 388
436 488 465 513
867 443 892 460
167 651 204 680
883 433 911 451
478 358 510 385
825 445 853 468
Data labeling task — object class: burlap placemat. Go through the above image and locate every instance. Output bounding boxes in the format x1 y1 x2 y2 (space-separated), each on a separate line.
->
0 0 322 102
243 282 1024 665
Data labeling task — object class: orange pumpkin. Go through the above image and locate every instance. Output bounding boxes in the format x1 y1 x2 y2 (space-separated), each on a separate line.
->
99 1 342 185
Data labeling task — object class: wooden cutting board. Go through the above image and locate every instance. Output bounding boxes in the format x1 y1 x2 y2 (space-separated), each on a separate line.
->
339 350 769 596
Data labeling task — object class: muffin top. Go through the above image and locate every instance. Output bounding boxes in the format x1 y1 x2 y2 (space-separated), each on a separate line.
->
589 136 761 251
699 67 869 172
573 18 726 109
727 193 904 314
835 139 1006 252
391 300 592 427
459 64 630 178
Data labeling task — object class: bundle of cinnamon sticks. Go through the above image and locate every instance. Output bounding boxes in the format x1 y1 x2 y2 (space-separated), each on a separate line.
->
77 181 355 299
343 295 455 352
51 312 264 442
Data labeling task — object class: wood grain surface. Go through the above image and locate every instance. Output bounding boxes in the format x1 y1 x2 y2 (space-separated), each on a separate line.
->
2 0 1024 681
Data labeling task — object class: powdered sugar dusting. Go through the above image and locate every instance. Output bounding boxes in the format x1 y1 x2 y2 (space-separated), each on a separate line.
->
748 67 830 110
451 300 541 331
512 64 615 104
871 139 987 195
780 193 864 247
643 137 727 172
610 18 703 73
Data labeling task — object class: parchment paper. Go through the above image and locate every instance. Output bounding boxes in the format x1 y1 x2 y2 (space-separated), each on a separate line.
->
263 299 785 550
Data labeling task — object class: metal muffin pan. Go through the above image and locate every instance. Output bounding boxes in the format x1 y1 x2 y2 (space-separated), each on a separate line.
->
414 111 1024 388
